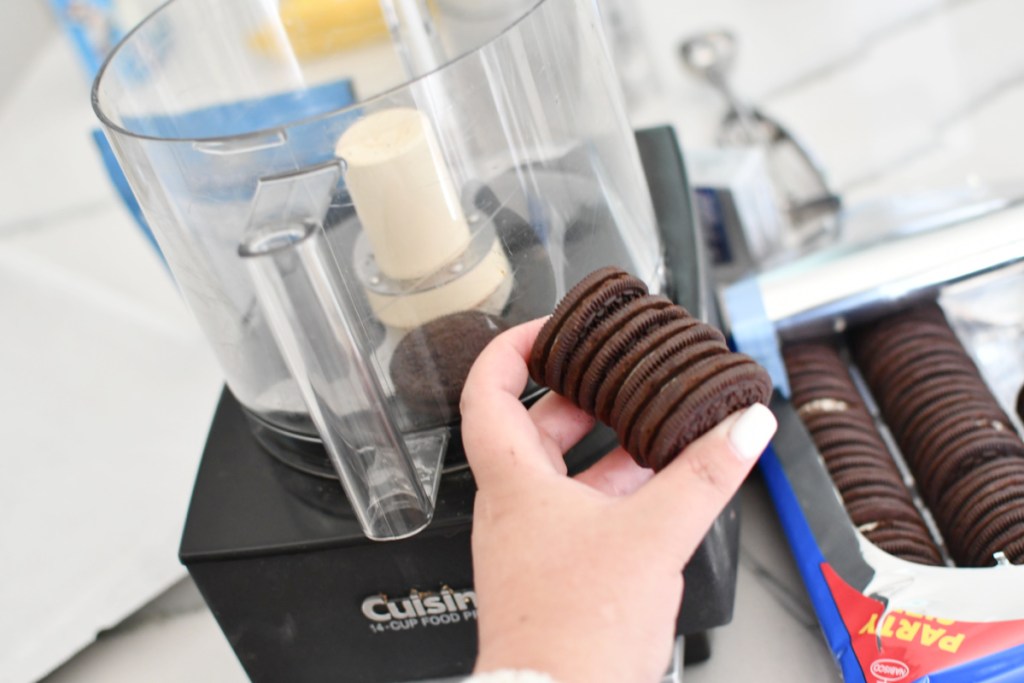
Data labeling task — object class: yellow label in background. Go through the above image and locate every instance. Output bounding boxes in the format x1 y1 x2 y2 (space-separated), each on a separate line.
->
858 610 966 654
252 0 389 59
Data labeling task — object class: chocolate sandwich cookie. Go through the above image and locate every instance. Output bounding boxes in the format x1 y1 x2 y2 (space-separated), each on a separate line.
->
590 317 707 424
823 453 899 480
865 522 934 545
854 329 961 377
787 356 858 377
849 301 1024 566
390 310 509 423
782 339 848 358
787 372 860 398
784 357 852 381
853 303 956 346
945 474 1024 562
840 483 914 507
860 335 970 385
831 471 912 505
818 443 894 467
911 412 1014 474
786 362 857 383
810 425 890 453
899 398 1011 460
783 340 847 359
809 439 886 469
785 357 850 376
790 382 864 408
847 497 927 530
872 358 984 407
883 377 997 435
611 336 730 443
975 517 1024 566
529 266 648 394
614 339 736 462
859 327 962 362
785 335 947 564
859 518 935 545
640 358 772 471
856 317 960 349
939 481 1020 544
795 398 858 422
920 433 1024 504
572 299 686 413
866 534 944 566
788 373 861 395
1003 536 1024 564
875 372 983 422
829 458 905 485
820 441 893 468
814 444 894 474
786 362 858 388
801 410 881 439
846 496 927 529
561 296 678 405
964 506 1024 566
892 404 1000 454
939 459 1024 522
783 343 865 405
529 267 772 470
860 339 973 390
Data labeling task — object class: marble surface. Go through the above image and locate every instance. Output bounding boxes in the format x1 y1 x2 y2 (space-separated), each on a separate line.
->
39 479 838 683
0 29 223 683
628 0 1024 207
5 0 1023 681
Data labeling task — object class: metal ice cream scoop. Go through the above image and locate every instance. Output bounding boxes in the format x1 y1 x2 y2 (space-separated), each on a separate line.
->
680 29 842 234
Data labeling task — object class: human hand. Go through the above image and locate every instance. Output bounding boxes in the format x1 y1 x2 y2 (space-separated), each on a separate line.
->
460 318 777 683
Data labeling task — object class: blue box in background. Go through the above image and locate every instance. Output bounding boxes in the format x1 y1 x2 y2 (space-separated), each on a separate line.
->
51 0 123 79
58 0 356 268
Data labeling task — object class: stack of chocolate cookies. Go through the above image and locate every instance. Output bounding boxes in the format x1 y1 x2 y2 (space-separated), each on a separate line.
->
850 302 1024 566
529 267 773 471
783 341 944 565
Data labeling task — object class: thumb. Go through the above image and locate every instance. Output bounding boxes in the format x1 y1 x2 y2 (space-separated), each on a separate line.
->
628 403 777 561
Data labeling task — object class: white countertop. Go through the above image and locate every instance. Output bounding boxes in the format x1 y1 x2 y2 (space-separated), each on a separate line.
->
5 0 1023 681
0 26 225 683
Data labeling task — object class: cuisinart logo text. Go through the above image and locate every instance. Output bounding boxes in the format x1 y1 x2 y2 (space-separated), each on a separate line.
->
361 587 477 633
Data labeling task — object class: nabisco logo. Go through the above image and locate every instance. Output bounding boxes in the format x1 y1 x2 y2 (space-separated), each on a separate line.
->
869 658 910 682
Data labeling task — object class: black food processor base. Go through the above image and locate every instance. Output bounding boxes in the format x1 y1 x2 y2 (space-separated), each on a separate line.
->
179 127 740 682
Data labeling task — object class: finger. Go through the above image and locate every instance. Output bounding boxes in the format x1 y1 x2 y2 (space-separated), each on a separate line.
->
573 447 653 496
460 318 558 488
629 403 777 560
528 390 596 465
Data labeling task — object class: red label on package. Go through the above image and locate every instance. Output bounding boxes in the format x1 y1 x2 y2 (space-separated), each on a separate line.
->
821 563 1024 682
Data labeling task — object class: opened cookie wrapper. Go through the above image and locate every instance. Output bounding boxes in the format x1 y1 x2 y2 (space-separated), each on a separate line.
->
721 222 1024 681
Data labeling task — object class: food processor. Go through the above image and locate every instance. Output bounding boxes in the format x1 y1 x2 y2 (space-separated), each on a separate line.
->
92 0 740 680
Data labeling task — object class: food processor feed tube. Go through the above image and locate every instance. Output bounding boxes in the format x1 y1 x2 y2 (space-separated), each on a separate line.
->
240 213 447 542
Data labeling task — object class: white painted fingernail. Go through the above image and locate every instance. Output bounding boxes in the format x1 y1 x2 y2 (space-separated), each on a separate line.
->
727 404 777 462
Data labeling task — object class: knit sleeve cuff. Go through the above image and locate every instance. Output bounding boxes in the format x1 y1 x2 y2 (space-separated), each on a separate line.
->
463 669 559 683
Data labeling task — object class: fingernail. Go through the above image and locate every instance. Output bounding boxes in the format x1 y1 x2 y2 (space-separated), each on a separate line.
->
727 404 777 462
